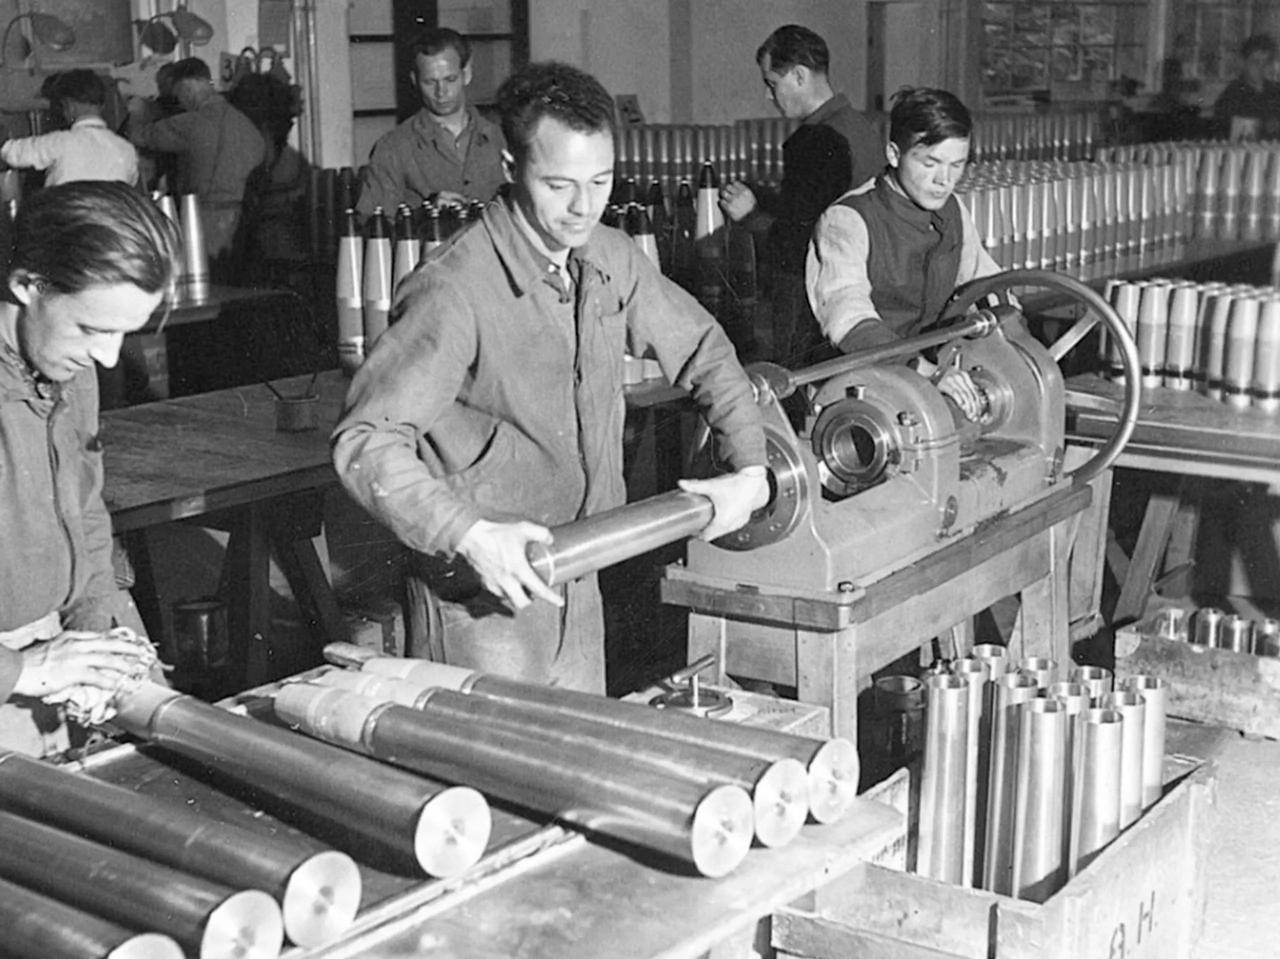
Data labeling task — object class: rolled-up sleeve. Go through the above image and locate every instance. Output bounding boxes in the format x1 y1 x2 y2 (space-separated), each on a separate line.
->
331 280 481 556
806 204 880 347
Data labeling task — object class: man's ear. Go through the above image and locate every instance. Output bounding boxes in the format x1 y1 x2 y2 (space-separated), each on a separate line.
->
8 270 41 307
462 61 473 87
792 65 810 89
885 140 900 169
501 149 516 184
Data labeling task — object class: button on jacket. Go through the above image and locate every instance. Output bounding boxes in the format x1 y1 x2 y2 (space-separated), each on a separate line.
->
355 106 507 218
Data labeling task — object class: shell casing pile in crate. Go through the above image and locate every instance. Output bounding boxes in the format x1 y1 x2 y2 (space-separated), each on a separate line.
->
1159 604 1280 656
908 654 1168 903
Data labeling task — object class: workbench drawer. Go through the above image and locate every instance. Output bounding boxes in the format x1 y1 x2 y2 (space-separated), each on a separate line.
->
773 758 1216 959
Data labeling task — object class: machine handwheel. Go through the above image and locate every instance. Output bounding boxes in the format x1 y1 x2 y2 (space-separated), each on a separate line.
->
946 269 1142 486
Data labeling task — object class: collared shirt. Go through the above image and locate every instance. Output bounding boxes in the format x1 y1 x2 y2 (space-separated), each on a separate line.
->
0 320 125 704
806 175 1003 349
356 105 507 218
130 94 266 205
755 93 885 275
1 115 138 186
333 195 765 559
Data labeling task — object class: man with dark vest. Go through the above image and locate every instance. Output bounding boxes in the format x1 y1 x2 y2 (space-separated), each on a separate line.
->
718 24 883 365
806 87 1000 421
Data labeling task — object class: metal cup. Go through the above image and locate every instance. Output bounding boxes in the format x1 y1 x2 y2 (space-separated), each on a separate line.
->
171 597 229 672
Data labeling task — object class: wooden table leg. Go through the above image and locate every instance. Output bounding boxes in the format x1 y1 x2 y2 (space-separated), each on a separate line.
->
1011 522 1072 665
1113 482 1185 624
220 502 272 689
798 627 857 742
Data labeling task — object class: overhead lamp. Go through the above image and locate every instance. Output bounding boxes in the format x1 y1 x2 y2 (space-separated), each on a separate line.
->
138 5 215 54
0 12 76 68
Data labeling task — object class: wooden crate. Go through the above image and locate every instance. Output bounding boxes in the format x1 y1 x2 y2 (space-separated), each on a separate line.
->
774 758 1216 959
1116 618 1280 739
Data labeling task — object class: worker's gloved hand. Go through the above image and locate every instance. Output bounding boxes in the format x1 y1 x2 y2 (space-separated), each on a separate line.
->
718 181 757 222
678 466 769 542
457 518 565 611
12 629 153 701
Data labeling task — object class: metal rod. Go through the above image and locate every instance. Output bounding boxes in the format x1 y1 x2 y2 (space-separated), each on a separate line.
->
336 648 860 823
0 752 360 949
1012 698 1068 902
315 670 809 849
112 682 490 878
952 658 988 887
982 671 1039 893
1071 707 1124 875
918 673 970 884
274 684 754 878
1049 681 1090 877
1124 675 1168 809
527 489 714 586
1099 689 1146 829
0 875 184 959
0 810 282 958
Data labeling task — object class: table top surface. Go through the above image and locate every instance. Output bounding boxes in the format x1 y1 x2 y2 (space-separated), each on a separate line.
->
1067 373 1280 481
101 370 346 531
146 284 299 331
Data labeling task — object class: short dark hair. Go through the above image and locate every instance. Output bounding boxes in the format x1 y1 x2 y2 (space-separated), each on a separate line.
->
10 182 179 296
1243 34 1277 59
48 69 107 109
888 87 972 152
496 61 616 164
409 27 470 68
757 25 830 75
168 57 211 85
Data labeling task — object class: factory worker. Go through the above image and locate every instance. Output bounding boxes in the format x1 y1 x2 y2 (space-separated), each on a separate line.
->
334 61 768 694
1213 34 1280 140
356 28 508 219
806 87 1003 421
719 24 883 366
0 181 179 756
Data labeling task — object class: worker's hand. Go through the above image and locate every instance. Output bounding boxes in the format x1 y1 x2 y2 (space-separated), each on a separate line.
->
718 181 757 222
434 190 469 209
125 96 147 117
11 631 153 700
456 519 565 611
678 466 769 542
917 357 984 421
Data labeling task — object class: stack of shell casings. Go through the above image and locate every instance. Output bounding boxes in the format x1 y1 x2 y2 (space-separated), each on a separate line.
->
1097 276 1280 409
1175 605 1280 656
910 648 1168 903
967 108 1100 164
613 118 800 199
276 656 863 880
956 156 1191 281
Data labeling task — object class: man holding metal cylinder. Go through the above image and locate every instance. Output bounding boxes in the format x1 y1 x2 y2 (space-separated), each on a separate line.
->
806 87 1003 421
355 28 507 220
333 62 767 694
718 24 884 366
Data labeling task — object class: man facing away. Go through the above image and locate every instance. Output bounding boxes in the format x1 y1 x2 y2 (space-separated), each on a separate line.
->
1 70 138 187
356 28 507 218
333 61 768 694
719 24 884 366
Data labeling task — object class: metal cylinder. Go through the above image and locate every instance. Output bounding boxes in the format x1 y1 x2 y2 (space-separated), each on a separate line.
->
275 684 754 878
1152 606 1190 642
982 671 1038 893
1098 690 1146 829
317 670 807 849
112 683 490 878
527 489 713 586
1071 664 1113 703
335 208 364 374
1199 292 1235 401
1012 698 1068 902
0 751 360 948
1107 281 1142 381
346 649 860 825
1257 618 1280 657
971 643 1012 679
1136 281 1169 389
1071 707 1124 875
1049 681 1089 875
1019 656 1059 690
953 658 989 887
362 207 393 348
918 674 970 884
1220 613 1255 654
0 810 282 958
0 875 184 959
1164 283 1199 390
1224 295 1261 409
873 674 926 768
177 193 209 301
1123 675 1168 809
1192 606 1224 647
1252 297 1280 413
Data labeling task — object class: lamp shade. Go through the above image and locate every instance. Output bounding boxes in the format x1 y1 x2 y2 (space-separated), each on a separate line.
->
171 7 214 45
29 13 75 51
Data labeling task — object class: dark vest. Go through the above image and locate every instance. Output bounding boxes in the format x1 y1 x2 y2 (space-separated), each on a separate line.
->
839 176 964 337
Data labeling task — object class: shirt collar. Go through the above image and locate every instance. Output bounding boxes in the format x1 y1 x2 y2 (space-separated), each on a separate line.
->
876 173 951 229
412 105 482 144
803 92 850 127
70 115 108 130
483 197 611 296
